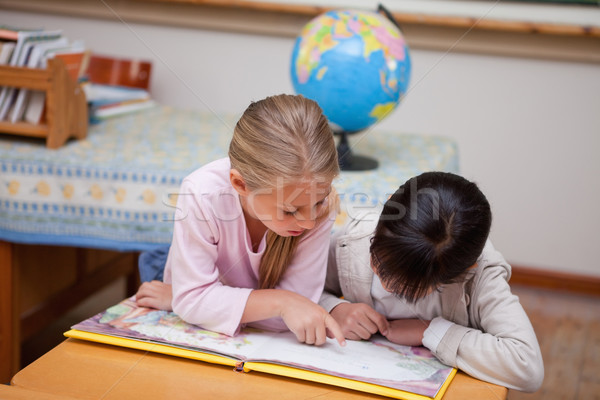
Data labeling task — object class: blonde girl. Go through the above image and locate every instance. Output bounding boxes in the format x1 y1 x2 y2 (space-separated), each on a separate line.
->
137 94 345 346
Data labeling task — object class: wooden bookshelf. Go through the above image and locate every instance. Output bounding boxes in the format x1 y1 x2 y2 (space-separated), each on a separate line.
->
0 57 87 149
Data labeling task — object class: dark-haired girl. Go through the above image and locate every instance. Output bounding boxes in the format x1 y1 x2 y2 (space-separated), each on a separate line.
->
320 172 544 392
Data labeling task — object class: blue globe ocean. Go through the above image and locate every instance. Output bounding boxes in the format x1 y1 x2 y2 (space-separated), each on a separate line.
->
290 9 411 133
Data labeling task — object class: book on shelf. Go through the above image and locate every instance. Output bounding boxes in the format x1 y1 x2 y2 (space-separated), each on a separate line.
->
0 28 62 121
0 42 16 65
65 297 456 400
0 25 41 41
0 26 19 65
9 37 72 123
0 27 89 125
20 40 89 125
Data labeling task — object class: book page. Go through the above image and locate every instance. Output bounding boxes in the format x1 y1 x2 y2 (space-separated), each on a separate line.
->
72 298 276 361
246 332 452 397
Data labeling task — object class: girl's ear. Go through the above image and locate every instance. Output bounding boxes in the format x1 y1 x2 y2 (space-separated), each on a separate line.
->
230 169 250 196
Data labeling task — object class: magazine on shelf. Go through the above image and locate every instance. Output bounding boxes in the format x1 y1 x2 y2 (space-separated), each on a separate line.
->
0 42 16 65
0 29 62 120
9 37 71 123
20 40 88 125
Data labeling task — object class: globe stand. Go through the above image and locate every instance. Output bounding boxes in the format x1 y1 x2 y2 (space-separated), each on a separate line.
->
335 130 378 171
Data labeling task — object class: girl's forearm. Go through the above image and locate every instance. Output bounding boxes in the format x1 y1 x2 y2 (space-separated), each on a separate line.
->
384 319 431 346
241 289 288 323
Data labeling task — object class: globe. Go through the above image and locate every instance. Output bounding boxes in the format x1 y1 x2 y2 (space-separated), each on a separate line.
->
290 8 411 170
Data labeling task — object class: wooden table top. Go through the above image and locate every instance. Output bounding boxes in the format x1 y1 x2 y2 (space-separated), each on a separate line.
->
10 338 507 400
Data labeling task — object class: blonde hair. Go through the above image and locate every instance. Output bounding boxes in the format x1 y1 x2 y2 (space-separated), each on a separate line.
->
229 94 339 289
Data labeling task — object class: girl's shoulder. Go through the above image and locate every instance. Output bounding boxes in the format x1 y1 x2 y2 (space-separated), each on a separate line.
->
474 241 512 280
182 158 233 193
465 241 512 296
177 158 240 218
186 157 230 179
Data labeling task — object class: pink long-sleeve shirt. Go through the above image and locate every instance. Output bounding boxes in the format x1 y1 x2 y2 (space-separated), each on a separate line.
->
163 158 335 336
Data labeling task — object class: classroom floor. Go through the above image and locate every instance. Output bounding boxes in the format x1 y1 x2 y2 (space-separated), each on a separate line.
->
506 285 600 400
19 280 600 399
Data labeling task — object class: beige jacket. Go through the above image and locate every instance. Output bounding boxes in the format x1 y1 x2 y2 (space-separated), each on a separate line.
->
320 214 544 392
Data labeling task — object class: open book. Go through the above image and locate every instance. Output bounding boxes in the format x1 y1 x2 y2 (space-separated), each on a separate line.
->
65 298 456 400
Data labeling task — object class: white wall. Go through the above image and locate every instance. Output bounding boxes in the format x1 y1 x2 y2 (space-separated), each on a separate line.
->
4 10 600 276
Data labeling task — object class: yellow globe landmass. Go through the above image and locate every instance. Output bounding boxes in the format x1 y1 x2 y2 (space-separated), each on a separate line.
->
316 66 328 80
369 102 397 122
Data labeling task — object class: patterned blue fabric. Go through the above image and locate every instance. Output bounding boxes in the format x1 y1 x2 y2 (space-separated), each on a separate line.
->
0 105 459 252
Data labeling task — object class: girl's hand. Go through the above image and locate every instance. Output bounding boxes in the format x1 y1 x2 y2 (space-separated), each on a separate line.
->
330 302 389 341
278 291 346 347
136 281 173 311
383 319 431 346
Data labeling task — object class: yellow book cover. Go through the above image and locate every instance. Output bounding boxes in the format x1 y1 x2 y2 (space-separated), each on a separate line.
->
65 298 456 400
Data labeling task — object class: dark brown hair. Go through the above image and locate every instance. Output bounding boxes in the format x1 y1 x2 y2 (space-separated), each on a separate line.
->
370 172 491 302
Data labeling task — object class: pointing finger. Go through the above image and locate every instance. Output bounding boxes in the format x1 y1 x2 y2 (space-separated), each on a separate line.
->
324 314 346 347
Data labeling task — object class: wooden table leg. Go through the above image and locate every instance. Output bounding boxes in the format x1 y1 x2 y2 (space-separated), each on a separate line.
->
0 240 19 384
126 252 141 296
